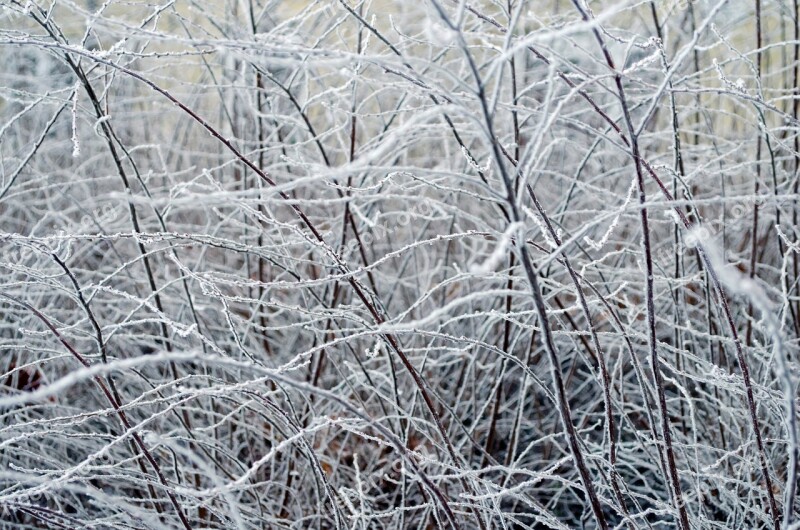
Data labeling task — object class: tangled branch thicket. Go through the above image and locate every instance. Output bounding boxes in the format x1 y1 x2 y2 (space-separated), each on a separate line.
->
1 0 799 528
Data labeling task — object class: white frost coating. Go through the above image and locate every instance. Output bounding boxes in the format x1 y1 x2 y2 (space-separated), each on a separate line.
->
523 205 557 249
689 225 763 300
350 202 378 228
4 2 798 526
776 225 800 254
461 145 492 173
623 50 660 74
172 322 198 338
689 225 798 522
365 341 381 358
93 114 112 137
584 177 636 250
142 429 162 447
71 84 80 157
470 222 523 274
0 351 197 408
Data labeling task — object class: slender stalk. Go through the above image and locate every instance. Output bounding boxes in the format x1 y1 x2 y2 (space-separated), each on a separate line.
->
457 7 781 523
0 293 193 530
32 39 480 528
567 2 689 526
428 3 609 527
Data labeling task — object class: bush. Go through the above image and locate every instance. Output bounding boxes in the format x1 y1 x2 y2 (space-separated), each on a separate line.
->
1 0 798 528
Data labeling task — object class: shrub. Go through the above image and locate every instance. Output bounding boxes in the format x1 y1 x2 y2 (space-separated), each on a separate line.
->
1 0 798 528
